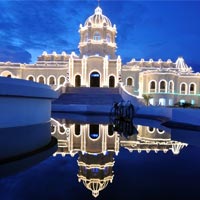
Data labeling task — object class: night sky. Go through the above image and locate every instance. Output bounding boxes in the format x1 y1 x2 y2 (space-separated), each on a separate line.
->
0 0 200 71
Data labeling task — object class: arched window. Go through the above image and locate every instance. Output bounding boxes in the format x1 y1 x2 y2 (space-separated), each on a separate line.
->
59 126 65 134
0 71 14 78
27 75 35 81
189 83 196 94
48 76 56 85
157 129 165 134
109 76 115 87
106 33 111 42
147 127 155 133
59 76 65 85
75 75 81 87
180 83 187 94
38 76 45 84
169 81 174 93
126 77 133 86
75 124 80 136
89 124 99 140
149 80 156 93
93 32 101 41
51 125 56 134
159 80 166 93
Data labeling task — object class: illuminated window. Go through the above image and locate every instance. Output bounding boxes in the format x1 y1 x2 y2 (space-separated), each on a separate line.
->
93 32 101 41
191 99 195 105
159 98 166 106
168 99 173 106
180 83 187 94
180 99 185 105
106 33 111 42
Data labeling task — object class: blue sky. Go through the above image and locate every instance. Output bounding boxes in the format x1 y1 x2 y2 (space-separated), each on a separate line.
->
0 0 200 71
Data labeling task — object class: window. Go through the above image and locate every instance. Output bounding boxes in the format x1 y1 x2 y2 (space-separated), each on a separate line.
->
168 99 173 106
59 126 65 134
157 129 165 134
159 98 166 106
159 80 166 93
93 32 101 41
89 124 99 139
51 125 56 134
106 33 111 42
147 127 155 133
27 75 35 81
75 124 80 136
180 83 187 94
38 76 45 84
191 99 195 105
49 76 56 85
126 77 133 86
59 76 65 85
149 81 156 93
189 83 196 94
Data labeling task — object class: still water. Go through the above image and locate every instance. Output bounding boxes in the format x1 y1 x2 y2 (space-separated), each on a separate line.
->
0 113 200 199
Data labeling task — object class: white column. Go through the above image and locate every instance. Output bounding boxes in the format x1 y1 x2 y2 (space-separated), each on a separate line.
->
81 56 87 86
103 56 109 87
69 55 74 86
117 55 122 87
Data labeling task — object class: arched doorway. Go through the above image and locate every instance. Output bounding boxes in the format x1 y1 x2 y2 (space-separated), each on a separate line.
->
90 72 100 87
75 75 81 87
109 76 115 87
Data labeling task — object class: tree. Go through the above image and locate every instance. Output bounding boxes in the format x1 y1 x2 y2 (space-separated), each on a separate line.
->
142 94 153 106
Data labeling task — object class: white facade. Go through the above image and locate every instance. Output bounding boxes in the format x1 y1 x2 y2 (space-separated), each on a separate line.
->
0 6 200 106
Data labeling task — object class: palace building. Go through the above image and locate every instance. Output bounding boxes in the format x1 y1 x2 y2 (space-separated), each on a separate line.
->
0 5 200 106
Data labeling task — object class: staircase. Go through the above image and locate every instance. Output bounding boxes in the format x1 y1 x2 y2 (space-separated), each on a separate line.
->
53 87 123 105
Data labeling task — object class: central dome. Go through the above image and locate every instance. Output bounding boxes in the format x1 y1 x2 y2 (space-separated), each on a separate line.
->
84 6 112 27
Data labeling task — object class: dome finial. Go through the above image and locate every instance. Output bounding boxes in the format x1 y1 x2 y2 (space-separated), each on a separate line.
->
97 0 100 7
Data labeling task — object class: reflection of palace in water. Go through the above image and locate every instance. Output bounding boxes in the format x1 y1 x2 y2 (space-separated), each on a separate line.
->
51 118 188 197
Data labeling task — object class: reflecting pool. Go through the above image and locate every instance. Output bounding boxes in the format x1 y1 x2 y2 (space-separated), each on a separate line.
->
0 113 200 199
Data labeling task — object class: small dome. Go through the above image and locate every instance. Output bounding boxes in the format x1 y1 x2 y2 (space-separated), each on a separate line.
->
84 6 112 27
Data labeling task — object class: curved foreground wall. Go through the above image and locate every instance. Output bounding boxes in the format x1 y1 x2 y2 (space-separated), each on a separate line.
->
0 77 58 176
0 77 58 128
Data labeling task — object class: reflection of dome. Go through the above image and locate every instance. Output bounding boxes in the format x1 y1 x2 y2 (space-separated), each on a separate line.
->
81 179 111 198
84 6 112 27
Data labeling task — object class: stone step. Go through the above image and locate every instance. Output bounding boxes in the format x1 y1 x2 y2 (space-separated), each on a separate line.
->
65 87 119 94
53 87 123 105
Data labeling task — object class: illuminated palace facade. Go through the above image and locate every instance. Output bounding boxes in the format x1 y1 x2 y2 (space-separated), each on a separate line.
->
51 118 187 197
0 6 200 106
